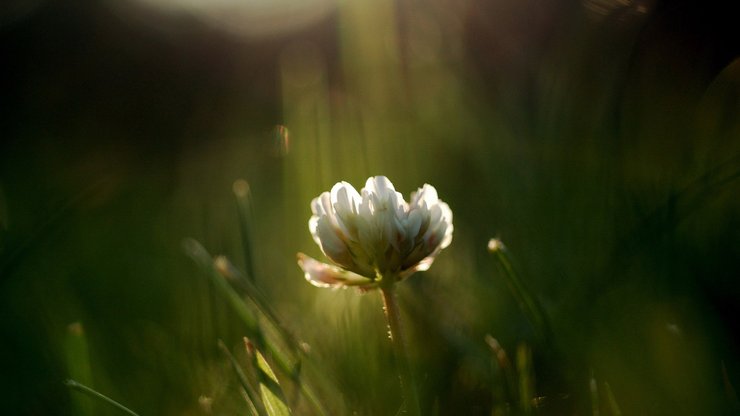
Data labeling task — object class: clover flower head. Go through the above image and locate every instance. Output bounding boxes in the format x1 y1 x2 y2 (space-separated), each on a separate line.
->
297 176 453 289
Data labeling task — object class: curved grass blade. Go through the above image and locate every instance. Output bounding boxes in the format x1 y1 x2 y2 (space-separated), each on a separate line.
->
488 239 550 343
64 322 94 416
64 379 140 416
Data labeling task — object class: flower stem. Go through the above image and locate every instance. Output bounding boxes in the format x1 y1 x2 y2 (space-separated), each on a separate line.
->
380 284 421 416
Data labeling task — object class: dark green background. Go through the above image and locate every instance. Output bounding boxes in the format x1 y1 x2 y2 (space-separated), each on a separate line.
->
1 0 738 414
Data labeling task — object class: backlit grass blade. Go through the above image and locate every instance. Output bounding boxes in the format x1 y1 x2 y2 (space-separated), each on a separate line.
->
250 342 292 416
218 339 266 416
603 381 622 416
183 239 329 416
217 262 330 414
64 322 94 416
590 370 600 416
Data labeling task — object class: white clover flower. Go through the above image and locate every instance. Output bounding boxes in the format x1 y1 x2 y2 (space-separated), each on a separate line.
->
297 176 453 289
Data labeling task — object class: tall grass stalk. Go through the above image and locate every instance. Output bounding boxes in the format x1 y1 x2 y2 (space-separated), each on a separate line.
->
233 179 257 282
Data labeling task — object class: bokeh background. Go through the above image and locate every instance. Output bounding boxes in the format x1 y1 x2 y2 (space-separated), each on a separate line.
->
1 0 738 414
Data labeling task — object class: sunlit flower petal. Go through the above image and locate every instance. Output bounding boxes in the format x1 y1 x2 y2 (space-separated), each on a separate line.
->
297 253 375 289
299 176 453 288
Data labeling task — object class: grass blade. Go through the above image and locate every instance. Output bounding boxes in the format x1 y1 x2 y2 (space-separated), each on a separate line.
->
589 370 600 416
185 239 330 415
64 322 94 416
233 179 257 282
603 381 622 416
65 379 140 416
516 343 534 415
488 239 550 343
218 339 265 416
485 334 516 407
250 342 292 416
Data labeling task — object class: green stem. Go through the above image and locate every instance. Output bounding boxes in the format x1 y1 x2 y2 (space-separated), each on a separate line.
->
380 284 420 416
489 240 549 343
65 379 140 416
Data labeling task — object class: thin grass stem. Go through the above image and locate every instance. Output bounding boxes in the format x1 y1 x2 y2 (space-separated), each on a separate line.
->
380 284 420 416
64 379 140 416
488 239 549 342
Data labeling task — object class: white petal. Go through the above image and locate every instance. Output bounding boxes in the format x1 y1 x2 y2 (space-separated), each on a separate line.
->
303 176 453 282
331 181 360 215
310 194 327 216
364 176 396 199
331 182 361 238
297 253 374 288
358 192 372 217
422 217 448 251
319 192 334 218
405 209 423 240
428 204 443 225
315 217 352 266
410 184 438 208
438 201 454 249
308 216 322 246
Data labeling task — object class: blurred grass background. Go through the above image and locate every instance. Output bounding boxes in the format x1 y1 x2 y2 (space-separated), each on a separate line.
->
1 0 738 414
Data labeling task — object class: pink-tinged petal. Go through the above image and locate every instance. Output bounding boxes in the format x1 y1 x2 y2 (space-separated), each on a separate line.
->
422 219 448 252
399 255 436 280
390 215 407 249
297 253 374 289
